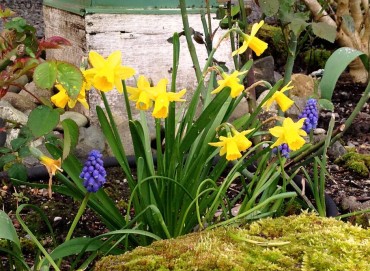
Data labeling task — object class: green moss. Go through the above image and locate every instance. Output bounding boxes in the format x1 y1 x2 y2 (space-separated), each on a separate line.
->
257 24 286 58
303 48 331 70
94 213 370 271
335 149 370 177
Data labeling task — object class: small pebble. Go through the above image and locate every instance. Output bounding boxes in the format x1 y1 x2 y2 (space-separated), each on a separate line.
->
54 216 62 222
313 128 326 135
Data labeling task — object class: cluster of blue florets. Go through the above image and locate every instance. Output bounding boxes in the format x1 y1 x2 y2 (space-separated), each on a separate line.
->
298 98 319 133
80 150 106 193
274 143 291 158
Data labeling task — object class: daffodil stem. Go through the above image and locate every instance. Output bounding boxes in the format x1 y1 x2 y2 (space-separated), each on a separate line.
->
283 31 297 90
122 80 133 121
227 1 238 69
179 0 202 83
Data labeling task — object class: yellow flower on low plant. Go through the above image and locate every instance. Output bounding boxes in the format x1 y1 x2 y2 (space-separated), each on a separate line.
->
51 83 89 109
151 78 186 119
40 155 62 198
269 117 307 151
211 70 247 98
263 81 294 112
209 129 254 161
126 75 155 110
85 50 136 93
232 20 268 57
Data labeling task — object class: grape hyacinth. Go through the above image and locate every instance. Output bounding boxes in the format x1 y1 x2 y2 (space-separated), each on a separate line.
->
273 143 291 158
80 150 106 193
298 98 319 133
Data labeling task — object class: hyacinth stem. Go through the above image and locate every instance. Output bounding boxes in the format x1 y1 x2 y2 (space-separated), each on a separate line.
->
56 193 90 267
65 193 91 242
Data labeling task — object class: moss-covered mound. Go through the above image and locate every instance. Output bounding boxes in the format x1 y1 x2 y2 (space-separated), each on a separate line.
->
94 213 370 271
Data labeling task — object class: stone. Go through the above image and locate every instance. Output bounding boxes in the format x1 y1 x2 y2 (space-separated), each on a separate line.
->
19 81 52 104
7 75 30 94
59 111 88 128
2 92 37 111
254 56 275 84
75 125 106 160
0 100 28 125
327 141 347 159
290 73 316 97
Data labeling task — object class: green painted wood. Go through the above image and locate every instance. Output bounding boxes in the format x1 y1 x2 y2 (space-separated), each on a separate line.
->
43 0 220 15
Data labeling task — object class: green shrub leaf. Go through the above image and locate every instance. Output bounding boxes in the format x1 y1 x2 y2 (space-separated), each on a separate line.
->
259 0 279 16
8 163 28 182
56 62 83 99
27 106 60 137
33 61 57 89
311 22 336 43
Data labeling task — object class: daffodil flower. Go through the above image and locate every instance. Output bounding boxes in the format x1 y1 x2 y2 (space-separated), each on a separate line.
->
126 75 156 110
232 20 268 56
151 79 186 119
209 129 254 161
263 81 294 112
269 117 307 151
41 155 62 198
51 83 89 109
211 70 247 98
85 50 136 93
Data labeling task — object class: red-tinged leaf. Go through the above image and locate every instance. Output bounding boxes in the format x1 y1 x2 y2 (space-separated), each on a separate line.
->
38 36 72 50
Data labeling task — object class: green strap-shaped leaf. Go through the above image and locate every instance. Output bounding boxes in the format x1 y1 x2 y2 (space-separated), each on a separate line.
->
33 61 57 89
0 210 21 250
27 105 60 137
319 47 368 100
56 61 83 99
61 118 79 160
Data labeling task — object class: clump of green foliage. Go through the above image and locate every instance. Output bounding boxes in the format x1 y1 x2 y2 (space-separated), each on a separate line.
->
335 148 370 177
94 213 370 271
303 48 331 70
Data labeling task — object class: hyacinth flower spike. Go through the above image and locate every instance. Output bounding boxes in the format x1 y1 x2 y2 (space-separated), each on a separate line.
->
80 150 107 193
298 98 319 133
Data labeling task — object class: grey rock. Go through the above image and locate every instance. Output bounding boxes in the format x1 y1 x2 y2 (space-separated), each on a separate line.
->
2 92 37 111
5 128 20 149
75 125 106 160
313 128 326 135
254 56 275 96
327 141 347 159
7 75 30 94
19 81 52 104
0 100 28 125
59 111 88 128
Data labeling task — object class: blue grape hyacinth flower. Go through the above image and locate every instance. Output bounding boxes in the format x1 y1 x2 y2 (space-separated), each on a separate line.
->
273 143 291 158
80 150 107 193
298 98 318 133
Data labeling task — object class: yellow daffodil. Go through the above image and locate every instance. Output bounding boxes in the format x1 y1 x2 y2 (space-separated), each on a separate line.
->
269 117 307 151
209 129 254 161
126 75 155 110
40 155 63 198
151 79 186 119
211 70 247 98
232 20 268 56
85 50 136 93
263 81 294 112
51 83 89 109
